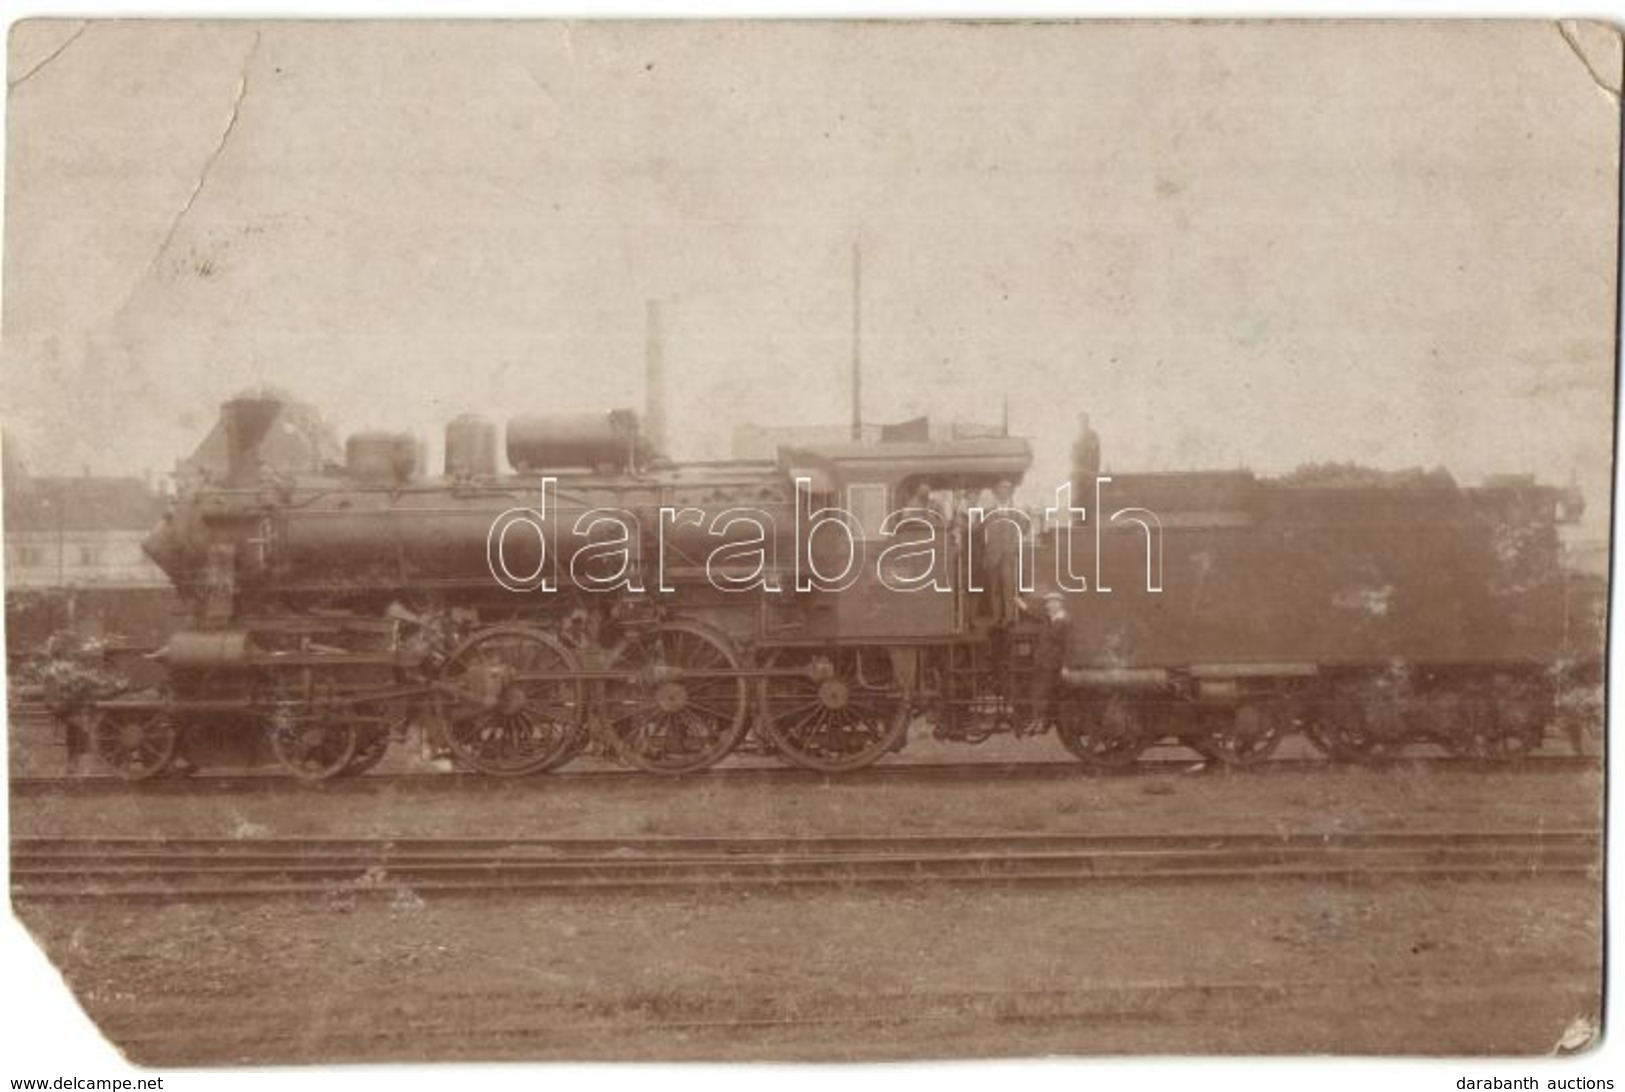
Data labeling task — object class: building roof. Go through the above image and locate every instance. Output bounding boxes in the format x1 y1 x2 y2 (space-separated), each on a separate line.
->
777 437 1033 488
4 477 167 532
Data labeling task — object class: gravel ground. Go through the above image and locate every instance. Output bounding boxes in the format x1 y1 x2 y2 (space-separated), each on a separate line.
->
7 763 1605 1064
9 762 1604 842
14 879 1601 1063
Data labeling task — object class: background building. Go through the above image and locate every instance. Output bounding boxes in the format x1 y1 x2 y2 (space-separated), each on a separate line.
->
3 440 175 652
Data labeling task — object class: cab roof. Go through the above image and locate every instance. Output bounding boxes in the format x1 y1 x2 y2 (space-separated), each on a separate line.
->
777 437 1032 491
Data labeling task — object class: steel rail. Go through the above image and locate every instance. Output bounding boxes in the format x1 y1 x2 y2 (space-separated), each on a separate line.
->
11 829 1599 902
8 752 1602 796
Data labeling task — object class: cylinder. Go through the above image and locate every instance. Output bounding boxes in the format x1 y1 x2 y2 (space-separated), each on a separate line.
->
444 414 498 478
346 431 419 484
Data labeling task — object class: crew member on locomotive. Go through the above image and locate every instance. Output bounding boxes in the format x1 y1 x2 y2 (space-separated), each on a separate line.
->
982 479 1025 628
951 487 977 591
900 478 934 513
1071 413 1102 496
978 478 1029 690
1024 591 1069 736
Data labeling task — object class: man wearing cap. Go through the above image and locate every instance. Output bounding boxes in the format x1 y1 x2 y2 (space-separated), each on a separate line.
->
982 479 1026 628
1025 591 1071 735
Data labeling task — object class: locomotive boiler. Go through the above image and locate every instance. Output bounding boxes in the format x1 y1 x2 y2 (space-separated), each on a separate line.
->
59 395 1597 781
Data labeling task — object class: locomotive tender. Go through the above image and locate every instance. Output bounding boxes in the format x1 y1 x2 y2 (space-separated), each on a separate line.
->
67 395 1593 779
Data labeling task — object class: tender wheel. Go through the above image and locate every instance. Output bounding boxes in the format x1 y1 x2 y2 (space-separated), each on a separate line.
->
1303 701 1378 761
1437 691 1497 759
760 649 909 772
1443 686 1544 761
1498 723 1545 760
436 627 586 776
599 622 749 774
1055 696 1147 769
88 708 178 780
268 714 358 781
1492 678 1548 761
1199 705 1285 767
1555 685 1602 757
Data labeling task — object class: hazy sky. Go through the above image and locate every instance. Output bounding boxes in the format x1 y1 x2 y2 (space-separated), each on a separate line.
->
3 20 1618 526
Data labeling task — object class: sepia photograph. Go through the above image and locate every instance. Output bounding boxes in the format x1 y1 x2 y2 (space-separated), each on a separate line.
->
0 14 1616 1072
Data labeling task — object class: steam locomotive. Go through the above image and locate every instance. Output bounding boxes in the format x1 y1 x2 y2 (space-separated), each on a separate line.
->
58 396 1597 780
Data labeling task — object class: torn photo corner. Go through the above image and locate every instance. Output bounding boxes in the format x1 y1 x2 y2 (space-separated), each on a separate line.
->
1 17 1615 1065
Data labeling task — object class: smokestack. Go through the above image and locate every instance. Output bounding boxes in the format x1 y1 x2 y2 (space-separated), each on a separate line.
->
644 299 668 458
221 397 282 486
850 241 863 442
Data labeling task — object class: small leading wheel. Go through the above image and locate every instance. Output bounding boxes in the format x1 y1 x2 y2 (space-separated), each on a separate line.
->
598 622 749 774
268 712 358 780
436 627 586 776
1199 705 1285 767
343 724 393 776
760 649 909 772
262 667 362 781
88 708 178 780
1055 697 1147 770
342 694 407 777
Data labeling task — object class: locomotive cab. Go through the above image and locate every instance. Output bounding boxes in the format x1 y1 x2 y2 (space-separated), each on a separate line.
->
774 437 1033 643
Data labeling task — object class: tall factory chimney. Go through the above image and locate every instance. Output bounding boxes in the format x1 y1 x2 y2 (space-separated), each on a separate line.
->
850 241 863 442
644 298 668 459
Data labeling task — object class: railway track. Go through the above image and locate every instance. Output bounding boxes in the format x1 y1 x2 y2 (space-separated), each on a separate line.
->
8 751 1603 796
10 829 1599 902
